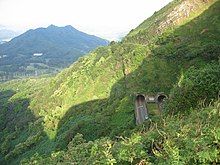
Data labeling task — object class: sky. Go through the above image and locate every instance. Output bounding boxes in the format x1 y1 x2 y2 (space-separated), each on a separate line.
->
0 0 173 41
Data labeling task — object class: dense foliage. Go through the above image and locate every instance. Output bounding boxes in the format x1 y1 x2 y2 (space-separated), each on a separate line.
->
20 104 220 165
167 63 220 114
0 0 220 164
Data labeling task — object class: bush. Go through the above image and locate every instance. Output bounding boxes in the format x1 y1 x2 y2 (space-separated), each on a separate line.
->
166 63 220 114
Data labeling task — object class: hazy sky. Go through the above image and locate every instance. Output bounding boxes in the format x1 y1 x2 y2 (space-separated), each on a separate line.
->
0 0 173 40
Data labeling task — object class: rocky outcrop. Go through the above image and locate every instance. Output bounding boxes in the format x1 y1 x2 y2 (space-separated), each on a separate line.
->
124 0 216 44
156 0 213 35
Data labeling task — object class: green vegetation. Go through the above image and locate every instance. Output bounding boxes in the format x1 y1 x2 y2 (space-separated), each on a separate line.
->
19 104 220 165
0 25 109 81
0 0 220 164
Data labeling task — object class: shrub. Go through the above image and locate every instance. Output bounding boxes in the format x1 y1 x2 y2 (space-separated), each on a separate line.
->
167 63 220 114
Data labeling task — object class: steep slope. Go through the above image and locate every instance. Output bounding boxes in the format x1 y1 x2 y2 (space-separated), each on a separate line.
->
0 25 109 81
0 0 220 164
124 0 217 44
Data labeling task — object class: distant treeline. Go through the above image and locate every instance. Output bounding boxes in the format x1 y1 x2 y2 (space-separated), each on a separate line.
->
0 71 47 81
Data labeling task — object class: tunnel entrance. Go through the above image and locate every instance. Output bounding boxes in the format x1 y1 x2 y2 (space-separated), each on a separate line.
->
135 94 148 125
156 94 167 111
134 93 168 125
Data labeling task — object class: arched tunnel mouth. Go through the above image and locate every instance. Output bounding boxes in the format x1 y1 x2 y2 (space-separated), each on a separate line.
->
157 94 167 103
136 94 145 102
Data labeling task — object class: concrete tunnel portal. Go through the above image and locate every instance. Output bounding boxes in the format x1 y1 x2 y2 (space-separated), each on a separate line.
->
156 93 167 111
157 94 167 103
135 93 168 125
135 94 149 125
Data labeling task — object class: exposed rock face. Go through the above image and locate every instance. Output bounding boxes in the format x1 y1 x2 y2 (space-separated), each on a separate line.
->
156 0 211 35
124 0 216 44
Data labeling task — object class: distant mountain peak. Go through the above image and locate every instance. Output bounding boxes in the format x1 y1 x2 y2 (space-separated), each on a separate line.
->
64 25 73 28
64 25 78 31
47 25 78 32
0 24 109 79
48 24 57 28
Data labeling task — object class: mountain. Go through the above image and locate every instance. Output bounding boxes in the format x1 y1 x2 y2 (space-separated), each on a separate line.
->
0 0 220 164
0 26 18 43
0 25 109 80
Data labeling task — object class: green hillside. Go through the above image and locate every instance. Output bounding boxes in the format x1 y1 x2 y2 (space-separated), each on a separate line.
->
0 0 220 164
0 25 108 81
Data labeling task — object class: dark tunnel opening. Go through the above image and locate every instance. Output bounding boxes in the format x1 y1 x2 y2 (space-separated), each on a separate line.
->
136 95 145 103
156 94 167 111
157 95 167 103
